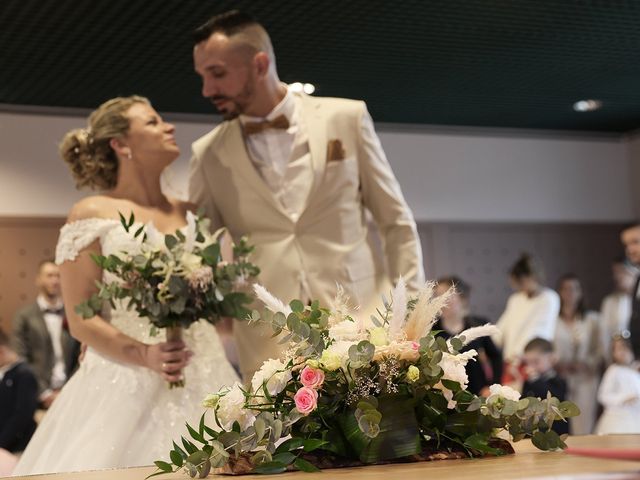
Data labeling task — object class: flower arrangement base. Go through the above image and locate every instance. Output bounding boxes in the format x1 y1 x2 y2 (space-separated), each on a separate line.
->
213 438 514 475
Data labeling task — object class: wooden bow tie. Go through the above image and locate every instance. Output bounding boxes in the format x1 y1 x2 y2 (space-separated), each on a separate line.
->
243 114 290 135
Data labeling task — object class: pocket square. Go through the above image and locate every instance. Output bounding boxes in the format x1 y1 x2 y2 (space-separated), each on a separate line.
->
327 139 346 162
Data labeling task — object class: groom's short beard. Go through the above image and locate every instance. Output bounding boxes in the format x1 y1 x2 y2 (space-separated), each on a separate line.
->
210 77 255 121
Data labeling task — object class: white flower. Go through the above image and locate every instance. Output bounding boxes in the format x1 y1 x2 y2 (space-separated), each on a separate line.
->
216 382 255 431
202 393 220 409
180 251 203 273
406 365 420 383
251 359 292 396
144 222 166 251
488 384 521 402
368 327 389 346
434 350 477 409
320 340 352 371
183 211 197 253
328 320 361 342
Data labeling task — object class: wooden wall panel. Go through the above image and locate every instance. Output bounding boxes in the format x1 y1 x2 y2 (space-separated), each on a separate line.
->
0 217 65 333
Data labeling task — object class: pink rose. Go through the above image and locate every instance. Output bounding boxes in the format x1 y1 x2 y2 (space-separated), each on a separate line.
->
411 341 419 351
294 387 318 416
299 366 325 389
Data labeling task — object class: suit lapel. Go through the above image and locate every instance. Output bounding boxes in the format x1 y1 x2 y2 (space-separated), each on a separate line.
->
216 120 290 217
299 94 327 208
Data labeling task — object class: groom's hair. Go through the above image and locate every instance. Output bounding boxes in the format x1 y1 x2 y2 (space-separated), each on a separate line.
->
193 10 258 44
193 10 277 70
621 220 640 235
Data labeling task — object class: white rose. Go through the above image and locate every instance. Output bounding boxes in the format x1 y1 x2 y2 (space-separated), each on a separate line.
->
216 382 255 431
251 359 292 396
328 320 360 342
368 327 389 347
320 341 352 371
488 384 521 402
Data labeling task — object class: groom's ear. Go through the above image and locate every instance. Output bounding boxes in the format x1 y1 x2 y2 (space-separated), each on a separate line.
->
253 52 270 78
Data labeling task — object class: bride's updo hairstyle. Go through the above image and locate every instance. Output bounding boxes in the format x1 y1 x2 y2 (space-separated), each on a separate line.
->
59 95 150 190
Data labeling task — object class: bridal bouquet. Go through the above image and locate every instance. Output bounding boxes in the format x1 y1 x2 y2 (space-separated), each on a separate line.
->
76 211 259 387
153 280 579 475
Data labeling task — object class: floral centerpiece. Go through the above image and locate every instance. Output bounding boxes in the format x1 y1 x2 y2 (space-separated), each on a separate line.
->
76 211 259 387
152 279 579 475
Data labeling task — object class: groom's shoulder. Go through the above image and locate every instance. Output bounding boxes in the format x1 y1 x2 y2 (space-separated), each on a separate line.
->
300 92 365 114
192 121 234 157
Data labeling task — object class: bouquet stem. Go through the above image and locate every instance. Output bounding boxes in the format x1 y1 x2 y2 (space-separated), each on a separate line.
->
166 325 185 389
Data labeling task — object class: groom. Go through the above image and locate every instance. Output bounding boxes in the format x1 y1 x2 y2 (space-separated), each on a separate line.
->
189 10 424 381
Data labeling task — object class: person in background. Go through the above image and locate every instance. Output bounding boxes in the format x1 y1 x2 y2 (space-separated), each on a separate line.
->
595 332 640 434
0 327 38 475
620 222 640 359
494 253 560 383
554 273 601 435
434 276 502 396
600 257 636 363
520 337 569 435
12 260 80 408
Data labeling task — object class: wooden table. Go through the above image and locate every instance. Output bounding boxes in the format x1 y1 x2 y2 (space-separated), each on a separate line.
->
10 435 640 480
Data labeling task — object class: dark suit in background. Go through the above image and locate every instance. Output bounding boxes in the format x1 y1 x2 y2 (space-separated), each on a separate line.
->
12 303 80 395
0 361 38 452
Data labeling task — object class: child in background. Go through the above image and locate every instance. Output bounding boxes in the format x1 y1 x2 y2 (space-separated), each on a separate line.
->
521 338 569 435
595 332 640 434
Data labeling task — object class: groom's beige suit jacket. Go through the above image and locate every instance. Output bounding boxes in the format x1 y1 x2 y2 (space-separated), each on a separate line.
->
189 92 424 381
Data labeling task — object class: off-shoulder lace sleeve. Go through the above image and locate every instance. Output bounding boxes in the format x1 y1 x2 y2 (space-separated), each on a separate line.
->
55 218 120 264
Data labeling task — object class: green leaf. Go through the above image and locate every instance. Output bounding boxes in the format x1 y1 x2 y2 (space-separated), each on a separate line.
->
271 452 296 464
254 418 266 443
165 234 178 250
182 437 198 455
186 422 206 444
170 449 184 467
153 461 173 472
531 431 549 450
252 461 288 474
301 438 329 452
290 299 305 313
464 433 504 455
172 441 187 459
293 457 320 472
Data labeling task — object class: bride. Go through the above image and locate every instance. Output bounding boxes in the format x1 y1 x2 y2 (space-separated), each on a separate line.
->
13 96 239 475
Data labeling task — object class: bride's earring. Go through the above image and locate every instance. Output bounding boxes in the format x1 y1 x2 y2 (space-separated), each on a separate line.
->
126 151 132 160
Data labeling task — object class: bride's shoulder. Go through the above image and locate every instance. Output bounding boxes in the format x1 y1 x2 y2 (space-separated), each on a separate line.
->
67 195 122 223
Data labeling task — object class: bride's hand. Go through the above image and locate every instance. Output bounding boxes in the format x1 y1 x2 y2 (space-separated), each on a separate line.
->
144 341 193 383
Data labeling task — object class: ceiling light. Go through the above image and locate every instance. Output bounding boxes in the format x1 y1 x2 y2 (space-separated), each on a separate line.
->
289 82 315 94
289 82 303 93
572 99 602 112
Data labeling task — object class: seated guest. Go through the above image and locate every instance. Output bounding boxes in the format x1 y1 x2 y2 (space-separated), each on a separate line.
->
12 260 80 408
494 253 560 384
0 327 38 464
595 332 640 434
521 337 569 435
600 258 636 363
434 276 502 396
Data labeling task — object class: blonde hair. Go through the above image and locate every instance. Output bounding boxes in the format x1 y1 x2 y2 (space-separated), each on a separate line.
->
59 95 150 190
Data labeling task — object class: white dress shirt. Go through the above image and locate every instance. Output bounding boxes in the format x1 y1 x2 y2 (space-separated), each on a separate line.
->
239 86 313 221
37 295 67 389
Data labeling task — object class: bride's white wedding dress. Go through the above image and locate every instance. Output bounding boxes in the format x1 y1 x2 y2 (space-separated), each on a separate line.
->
13 218 240 476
